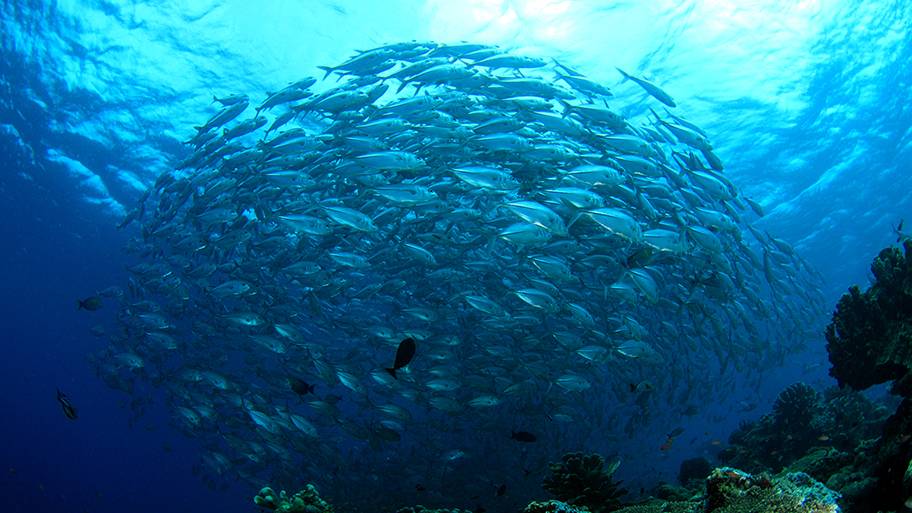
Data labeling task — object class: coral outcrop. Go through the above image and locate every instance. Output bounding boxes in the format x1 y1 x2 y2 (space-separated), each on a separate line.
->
523 500 592 513
825 240 912 394
821 240 912 512
254 484 334 513
611 467 840 513
543 452 627 513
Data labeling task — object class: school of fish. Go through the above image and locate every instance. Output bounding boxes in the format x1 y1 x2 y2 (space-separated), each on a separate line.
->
92 41 825 511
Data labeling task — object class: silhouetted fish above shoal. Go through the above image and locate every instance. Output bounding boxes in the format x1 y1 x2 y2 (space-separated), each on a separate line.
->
385 337 416 379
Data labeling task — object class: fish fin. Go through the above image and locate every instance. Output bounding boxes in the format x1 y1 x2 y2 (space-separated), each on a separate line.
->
566 212 584 231
316 66 334 80
384 367 398 379
615 67 632 80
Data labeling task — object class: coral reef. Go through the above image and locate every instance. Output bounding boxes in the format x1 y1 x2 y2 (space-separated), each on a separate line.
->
543 452 627 513
717 381 892 511
720 383 824 472
396 507 473 513
523 500 592 513
825 240 912 395
821 241 912 512
253 484 334 513
705 467 839 513
610 468 840 513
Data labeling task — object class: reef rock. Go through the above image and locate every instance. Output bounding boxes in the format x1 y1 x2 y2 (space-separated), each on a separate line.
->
705 467 840 512
253 484 334 513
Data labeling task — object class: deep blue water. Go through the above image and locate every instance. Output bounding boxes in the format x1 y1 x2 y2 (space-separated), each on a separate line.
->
1 1 910 512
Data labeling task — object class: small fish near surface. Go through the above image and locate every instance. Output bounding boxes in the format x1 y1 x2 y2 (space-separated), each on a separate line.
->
56 389 77 420
77 296 102 311
385 337 416 379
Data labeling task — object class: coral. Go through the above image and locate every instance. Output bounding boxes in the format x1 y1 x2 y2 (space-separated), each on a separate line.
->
677 457 711 487
773 383 821 432
543 452 627 513
253 484 334 513
705 468 840 513
651 482 694 501
396 507 473 513
523 500 591 513
719 383 826 473
825 240 912 395
816 388 889 451
818 241 912 512
604 468 839 513
610 500 700 513
788 448 852 481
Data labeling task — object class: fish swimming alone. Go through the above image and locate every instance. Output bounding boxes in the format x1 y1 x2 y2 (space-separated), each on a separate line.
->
56 389 77 420
289 377 316 396
616 67 677 107
77 296 102 311
385 337 416 379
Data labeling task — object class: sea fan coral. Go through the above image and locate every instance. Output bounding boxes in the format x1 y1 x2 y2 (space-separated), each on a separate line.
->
773 383 821 431
543 452 627 513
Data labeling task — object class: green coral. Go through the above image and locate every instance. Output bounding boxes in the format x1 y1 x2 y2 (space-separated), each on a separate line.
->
825 240 912 395
542 452 627 513
253 484 333 513
523 500 592 513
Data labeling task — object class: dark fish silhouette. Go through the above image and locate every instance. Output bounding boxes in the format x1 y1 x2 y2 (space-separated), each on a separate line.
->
77 296 102 311
495 483 507 496
385 337 416 379
289 377 315 396
56 389 78 420
510 430 536 443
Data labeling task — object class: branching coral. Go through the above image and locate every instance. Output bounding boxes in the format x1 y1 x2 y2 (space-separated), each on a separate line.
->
543 452 627 513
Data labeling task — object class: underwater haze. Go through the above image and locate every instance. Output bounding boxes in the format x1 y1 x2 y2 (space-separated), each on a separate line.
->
0 1 910 513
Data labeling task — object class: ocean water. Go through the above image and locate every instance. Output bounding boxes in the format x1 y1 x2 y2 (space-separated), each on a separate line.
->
0 1 909 512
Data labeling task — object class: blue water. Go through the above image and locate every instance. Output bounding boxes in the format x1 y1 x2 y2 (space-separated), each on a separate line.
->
0 1 909 512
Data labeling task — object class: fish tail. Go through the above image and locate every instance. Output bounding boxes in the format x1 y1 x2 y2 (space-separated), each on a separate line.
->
316 66 334 80
384 367 398 379
77 300 85 310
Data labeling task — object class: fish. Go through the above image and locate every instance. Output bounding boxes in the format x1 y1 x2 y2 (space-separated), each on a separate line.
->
56 389 77 420
90 40 826 510
384 338 416 379
289 378 316 396
510 430 536 443
77 296 102 311
616 67 677 107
